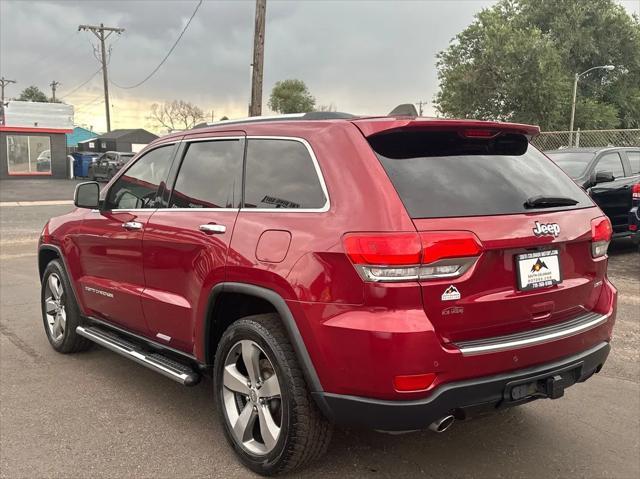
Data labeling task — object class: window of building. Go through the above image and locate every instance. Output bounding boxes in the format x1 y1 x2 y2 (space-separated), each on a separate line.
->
244 139 327 209
6 135 52 175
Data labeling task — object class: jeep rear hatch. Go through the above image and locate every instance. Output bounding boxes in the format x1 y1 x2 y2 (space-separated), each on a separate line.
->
357 121 608 343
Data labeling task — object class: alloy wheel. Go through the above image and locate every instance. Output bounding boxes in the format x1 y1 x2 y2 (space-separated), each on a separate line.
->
222 339 283 456
44 273 66 342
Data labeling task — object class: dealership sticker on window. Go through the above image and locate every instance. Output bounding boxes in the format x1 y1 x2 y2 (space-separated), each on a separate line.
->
441 285 461 301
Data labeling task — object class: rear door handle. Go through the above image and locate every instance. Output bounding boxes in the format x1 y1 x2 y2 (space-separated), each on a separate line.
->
122 221 143 231
199 224 226 234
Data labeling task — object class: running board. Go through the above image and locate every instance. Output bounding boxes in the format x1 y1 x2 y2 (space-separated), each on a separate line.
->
76 325 200 386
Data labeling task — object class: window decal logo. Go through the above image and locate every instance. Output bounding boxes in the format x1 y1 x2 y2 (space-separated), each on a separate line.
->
441 285 461 301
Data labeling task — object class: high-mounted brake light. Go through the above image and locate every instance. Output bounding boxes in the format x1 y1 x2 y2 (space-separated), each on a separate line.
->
591 216 612 258
462 129 498 138
342 231 483 282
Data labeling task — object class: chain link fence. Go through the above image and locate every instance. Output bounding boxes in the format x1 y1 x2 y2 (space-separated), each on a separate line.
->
531 129 640 151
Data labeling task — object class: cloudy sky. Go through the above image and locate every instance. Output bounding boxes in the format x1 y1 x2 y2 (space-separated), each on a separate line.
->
1 0 638 133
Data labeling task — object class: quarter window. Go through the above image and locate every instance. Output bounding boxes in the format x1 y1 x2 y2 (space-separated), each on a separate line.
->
169 139 243 209
627 151 640 175
105 145 174 210
244 139 327 209
595 152 624 178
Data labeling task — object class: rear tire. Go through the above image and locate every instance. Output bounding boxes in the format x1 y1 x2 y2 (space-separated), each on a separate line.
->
214 313 332 476
40 260 92 353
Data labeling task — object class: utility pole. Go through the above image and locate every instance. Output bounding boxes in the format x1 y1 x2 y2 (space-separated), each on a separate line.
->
0 77 16 126
78 23 124 132
50 81 60 102
416 100 427 116
249 0 266 117
1 77 16 106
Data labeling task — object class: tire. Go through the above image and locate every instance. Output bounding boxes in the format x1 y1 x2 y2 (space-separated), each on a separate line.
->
40 259 92 354
214 313 332 476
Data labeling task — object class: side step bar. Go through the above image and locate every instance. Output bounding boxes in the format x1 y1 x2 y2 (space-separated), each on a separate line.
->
76 325 200 386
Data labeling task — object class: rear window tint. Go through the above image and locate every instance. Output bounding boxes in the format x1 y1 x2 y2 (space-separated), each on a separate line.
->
369 131 592 218
244 139 327 209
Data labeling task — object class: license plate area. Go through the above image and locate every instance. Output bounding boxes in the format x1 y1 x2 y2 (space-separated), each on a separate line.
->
516 249 562 291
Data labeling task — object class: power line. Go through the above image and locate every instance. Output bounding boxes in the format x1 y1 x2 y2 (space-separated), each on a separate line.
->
110 0 203 90
59 67 103 100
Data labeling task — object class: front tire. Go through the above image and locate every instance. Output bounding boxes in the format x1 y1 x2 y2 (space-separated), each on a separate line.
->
41 260 92 353
214 314 332 476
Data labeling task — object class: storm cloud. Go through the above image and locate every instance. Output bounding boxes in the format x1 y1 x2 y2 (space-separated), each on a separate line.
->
1 0 638 132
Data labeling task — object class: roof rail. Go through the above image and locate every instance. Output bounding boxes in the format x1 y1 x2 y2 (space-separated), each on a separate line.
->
193 111 357 129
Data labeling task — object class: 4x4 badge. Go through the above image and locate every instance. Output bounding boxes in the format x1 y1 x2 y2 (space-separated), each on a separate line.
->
441 285 461 301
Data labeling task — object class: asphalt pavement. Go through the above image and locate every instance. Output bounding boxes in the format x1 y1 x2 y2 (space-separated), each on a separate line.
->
1 203 638 478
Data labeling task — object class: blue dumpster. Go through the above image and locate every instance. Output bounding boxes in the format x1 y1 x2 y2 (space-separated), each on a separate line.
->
72 152 99 178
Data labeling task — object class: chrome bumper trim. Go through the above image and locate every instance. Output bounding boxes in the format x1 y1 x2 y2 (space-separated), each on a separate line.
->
454 312 608 356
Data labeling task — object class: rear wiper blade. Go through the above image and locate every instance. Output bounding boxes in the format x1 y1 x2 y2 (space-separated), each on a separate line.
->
524 195 579 208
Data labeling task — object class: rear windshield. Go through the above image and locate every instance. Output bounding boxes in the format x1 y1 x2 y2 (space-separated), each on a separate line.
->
369 130 593 219
545 151 594 178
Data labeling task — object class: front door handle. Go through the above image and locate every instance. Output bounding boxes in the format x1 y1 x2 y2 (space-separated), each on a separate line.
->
122 221 143 231
199 224 226 234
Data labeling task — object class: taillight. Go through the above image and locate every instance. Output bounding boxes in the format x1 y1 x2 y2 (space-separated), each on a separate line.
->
632 183 640 201
591 216 612 258
342 231 482 282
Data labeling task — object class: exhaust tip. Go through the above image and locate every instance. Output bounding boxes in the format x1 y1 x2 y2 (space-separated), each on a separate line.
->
428 415 455 433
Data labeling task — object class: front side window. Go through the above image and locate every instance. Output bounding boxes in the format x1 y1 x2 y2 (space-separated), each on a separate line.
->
105 145 174 210
169 139 243 209
244 139 327 209
595 152 624 178
6 135 51 175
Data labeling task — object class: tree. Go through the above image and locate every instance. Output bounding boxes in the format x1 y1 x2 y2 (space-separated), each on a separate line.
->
435 0 640 130
268 79 315 114
17 86 48 102
147 100 206 132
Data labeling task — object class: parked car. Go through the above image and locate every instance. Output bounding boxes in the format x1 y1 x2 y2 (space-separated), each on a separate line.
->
36 150 51 172
39 114 616 476
88 151 135 181
545 147 640 238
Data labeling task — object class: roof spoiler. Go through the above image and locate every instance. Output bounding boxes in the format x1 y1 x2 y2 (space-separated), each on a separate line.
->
353 118 540 140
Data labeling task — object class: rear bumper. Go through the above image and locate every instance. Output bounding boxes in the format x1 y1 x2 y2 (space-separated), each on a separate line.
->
313 341 610 431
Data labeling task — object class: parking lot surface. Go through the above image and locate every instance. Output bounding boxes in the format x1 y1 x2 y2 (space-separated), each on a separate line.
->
1 204 639 478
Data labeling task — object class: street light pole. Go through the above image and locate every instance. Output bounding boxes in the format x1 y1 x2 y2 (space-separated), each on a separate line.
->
569 64 615 146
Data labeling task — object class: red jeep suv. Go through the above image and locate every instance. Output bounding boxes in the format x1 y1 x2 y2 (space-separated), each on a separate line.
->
39 114 616 475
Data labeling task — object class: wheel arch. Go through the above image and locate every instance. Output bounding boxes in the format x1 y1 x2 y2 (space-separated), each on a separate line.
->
39 246 61 280
204 282 323 393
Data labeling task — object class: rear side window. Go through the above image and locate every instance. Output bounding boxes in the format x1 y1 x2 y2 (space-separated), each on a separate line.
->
369 130 592 218
170 139 243 208
244 139 327 209
595 152 625 178
105 144 174 210
627 151 640 175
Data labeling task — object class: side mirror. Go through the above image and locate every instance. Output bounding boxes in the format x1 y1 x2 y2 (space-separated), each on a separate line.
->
591 171 615 186
74 181 100 209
